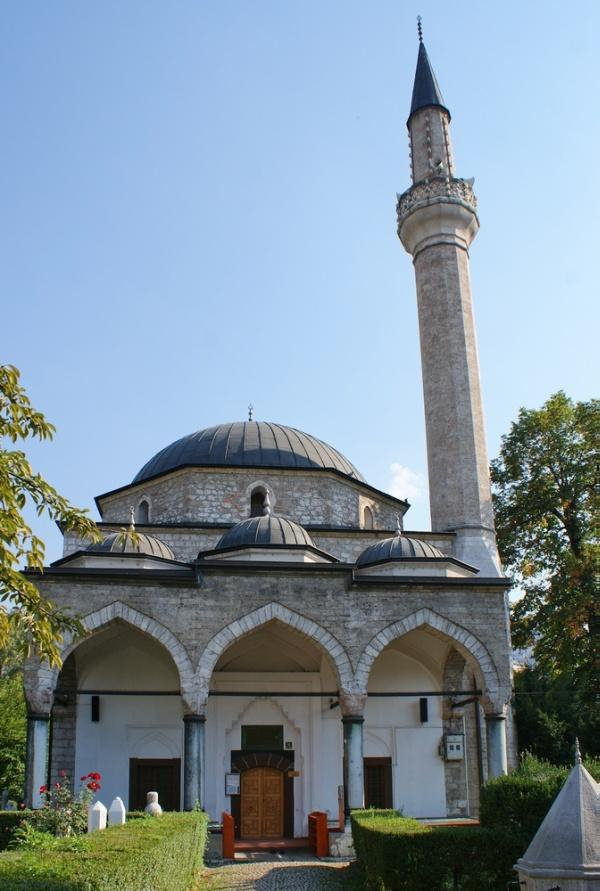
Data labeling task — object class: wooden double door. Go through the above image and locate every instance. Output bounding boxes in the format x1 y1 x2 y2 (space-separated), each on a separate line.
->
240 767 284 838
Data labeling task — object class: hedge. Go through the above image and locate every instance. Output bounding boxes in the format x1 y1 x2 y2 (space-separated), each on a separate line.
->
351 757 600 890
480 755 600 850
0 811 208 890
351 811 520 890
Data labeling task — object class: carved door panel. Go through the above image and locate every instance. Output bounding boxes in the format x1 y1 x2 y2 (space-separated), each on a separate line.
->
261 769 283 837
240 768 283 838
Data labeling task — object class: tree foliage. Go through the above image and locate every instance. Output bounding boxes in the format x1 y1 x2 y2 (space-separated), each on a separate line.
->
491 392 598 680
491 391 599 759
0 365 100 665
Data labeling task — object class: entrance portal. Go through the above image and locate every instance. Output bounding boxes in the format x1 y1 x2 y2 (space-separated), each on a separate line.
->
241 767 284 838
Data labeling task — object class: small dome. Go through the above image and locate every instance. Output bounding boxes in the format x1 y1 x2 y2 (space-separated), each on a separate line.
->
92 532 175 561
356 535 445 568
215 514 315 552
132 421 364 483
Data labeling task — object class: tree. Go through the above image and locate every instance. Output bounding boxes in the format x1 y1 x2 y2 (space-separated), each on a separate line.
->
491 391 599 759
0 627 27 801
0 365 100 666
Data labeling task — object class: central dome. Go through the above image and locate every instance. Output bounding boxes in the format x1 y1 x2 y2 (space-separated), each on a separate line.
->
133 421 364 483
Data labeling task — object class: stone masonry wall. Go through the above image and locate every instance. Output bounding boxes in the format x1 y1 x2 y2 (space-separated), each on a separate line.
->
49 654 77 789
97 468 403 530
35 572 513 707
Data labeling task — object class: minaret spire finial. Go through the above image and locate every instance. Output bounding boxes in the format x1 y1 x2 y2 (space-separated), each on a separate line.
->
574 738 582 765
417 15 423 44
248 403 254 421
129 506 136 533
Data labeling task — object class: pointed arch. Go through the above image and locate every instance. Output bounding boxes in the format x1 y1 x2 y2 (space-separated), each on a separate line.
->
65 601 194 688
196 601 353 692
24 601 195 715
354 607 504 708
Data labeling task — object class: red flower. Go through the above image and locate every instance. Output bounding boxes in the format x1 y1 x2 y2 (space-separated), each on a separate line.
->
59 770 68 778
89 772 101 781
39 785 48 794
54 782 61 789
80 776 87 781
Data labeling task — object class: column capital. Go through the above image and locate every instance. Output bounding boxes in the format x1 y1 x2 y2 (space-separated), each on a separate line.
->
181 689 208 716
338 690 367 717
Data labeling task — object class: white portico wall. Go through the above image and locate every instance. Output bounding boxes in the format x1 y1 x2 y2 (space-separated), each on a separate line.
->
204 621 342 834
72 626 183 810
205 679 341 836
365 632 448 818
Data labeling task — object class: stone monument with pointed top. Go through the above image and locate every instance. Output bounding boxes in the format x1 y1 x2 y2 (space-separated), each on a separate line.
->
515 740 600 889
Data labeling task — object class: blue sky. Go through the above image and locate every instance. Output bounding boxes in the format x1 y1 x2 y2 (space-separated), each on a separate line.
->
2 1 598 563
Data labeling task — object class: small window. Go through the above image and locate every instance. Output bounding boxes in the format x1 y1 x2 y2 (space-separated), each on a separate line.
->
363 506 374 529
241 725 284 751
250 487 267 517
137 500 150 524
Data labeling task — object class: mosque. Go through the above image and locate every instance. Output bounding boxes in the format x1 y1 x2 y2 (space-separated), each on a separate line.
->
24 34 514 838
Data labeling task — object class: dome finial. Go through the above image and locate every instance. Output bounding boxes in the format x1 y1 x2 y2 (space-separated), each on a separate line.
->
248 403 254 421
396 513 403 536
417 15 423 44
129 506 136 533
574 737 582 765
263 491 272 516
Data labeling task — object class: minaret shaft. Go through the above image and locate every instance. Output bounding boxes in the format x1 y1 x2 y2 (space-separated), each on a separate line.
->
398 39 501 576
414 242 493 533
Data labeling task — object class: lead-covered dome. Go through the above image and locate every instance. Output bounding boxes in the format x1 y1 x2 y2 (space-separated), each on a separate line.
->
356 535 444 568
133 421 364 484
215 514 315 551
92 531 175 561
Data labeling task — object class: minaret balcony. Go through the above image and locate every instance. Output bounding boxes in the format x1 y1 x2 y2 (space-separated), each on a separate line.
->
397 175 477 227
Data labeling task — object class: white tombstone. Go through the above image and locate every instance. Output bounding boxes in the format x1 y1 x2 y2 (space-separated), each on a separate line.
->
88 800 107 833
108 797 126 826
144 791 163 816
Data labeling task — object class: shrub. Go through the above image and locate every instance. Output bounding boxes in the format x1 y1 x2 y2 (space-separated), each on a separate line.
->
29 771 101 837
0 811 29 851
351 811 520 890
0 811 208 890
480 752 600 849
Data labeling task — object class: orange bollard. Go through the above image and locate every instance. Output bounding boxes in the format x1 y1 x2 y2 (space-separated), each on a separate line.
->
221 811 235 859
308 811 329 857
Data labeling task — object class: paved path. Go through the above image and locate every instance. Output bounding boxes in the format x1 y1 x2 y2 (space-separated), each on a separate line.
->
200 855 355 890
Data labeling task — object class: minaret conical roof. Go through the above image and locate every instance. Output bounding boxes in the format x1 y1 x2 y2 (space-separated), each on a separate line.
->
408 41 450 124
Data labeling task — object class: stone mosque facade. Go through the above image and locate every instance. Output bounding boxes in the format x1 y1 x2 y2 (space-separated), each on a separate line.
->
23 37 514 837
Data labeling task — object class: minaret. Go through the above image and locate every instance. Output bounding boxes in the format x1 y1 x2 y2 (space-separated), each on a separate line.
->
397 27 501 576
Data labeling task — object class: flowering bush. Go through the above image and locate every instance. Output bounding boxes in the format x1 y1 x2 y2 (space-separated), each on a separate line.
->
29 770 102 837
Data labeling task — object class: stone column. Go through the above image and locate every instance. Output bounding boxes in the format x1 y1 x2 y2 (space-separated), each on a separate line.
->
342 716 365 817
339 691 367 821
485 713 508 778
25 713 50 808
183 714 205 810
